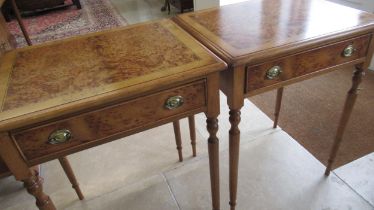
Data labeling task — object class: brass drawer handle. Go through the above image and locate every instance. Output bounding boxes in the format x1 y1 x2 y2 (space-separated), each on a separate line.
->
266 66 282 80
48 129 72 145
165 96 184 110
343 45 355 57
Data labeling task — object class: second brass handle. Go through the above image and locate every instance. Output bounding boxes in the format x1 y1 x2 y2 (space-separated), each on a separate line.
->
266 66 282 80
165 96 184 110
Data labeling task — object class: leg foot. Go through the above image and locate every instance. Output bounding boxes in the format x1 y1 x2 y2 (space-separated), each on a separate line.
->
273 87 284 128
173 121 183 162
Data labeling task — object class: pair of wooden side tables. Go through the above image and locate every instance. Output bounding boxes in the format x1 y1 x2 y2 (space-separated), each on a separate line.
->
1 0 374 209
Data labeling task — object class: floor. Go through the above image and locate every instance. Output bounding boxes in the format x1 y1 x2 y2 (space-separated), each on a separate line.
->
1 0 373 209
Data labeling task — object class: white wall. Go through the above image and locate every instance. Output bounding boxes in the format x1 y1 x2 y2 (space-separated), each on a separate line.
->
328 0 374 70
194 0 220 11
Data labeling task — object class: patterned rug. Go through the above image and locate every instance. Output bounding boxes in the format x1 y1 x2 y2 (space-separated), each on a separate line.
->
7 0 127 47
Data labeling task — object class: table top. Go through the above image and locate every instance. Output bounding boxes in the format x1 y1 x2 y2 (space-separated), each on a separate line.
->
0 19 226 131
175 0 374 66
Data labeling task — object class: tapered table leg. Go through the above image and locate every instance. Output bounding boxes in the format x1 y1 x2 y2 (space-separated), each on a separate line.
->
229 109 241 210
325 66 365 175
58 157 84 200
273 87 284 128
207 117 220 210
173 121 183 162
10 0 32 46
188 115 197 157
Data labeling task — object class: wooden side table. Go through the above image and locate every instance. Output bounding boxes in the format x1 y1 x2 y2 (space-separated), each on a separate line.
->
0 19 226 210
174 0 374 209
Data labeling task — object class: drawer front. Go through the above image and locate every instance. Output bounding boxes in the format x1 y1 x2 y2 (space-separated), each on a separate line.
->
245 35 371 93
13 80 206 161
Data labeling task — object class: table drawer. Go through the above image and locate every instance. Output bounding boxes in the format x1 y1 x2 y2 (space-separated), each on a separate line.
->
245 35 371 93
13 80 207 162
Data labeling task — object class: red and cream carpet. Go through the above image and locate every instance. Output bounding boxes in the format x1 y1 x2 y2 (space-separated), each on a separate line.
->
7 0 127 47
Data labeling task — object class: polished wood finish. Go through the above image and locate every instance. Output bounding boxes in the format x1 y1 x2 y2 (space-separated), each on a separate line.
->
273 88 284 128
245 35 370 94
0 19 226 210
0 6 83 200
13 81 206 163
0 21 224 132
205 72 220 210
172 116 197 161
0 133 55 210
175 0 374 66
228 109 240 210
58 157 84 200
173 120 183 162
175 0 374 209
324 64 366 175
188 115 196 156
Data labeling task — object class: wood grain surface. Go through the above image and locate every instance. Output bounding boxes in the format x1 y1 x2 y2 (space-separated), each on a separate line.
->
0 19 226 131
175 0 374 66
173 1 374 210
245 34 370 93
13 80 206 162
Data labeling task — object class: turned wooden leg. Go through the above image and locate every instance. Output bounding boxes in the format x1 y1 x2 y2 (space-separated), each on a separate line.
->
58 157 84 200
229 109 241 210
72 0 82 9
173 121 183 162
0 133 56 210
188 115 197 157
325 66 365 176
167 0 171 14
24 168 56 210
10 0 32 46
273 87 284 128
207 117 220 210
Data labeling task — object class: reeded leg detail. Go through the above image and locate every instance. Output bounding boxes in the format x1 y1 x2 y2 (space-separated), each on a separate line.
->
59 157 84 200
229 109 241 210
23 169 56 210
173 121 183 162
207 117 220 210
325 66 365 176
188 115 197 157
273 87 284 128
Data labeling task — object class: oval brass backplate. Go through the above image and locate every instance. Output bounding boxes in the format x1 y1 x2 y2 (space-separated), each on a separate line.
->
165 96 184 110
48 129 72 145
